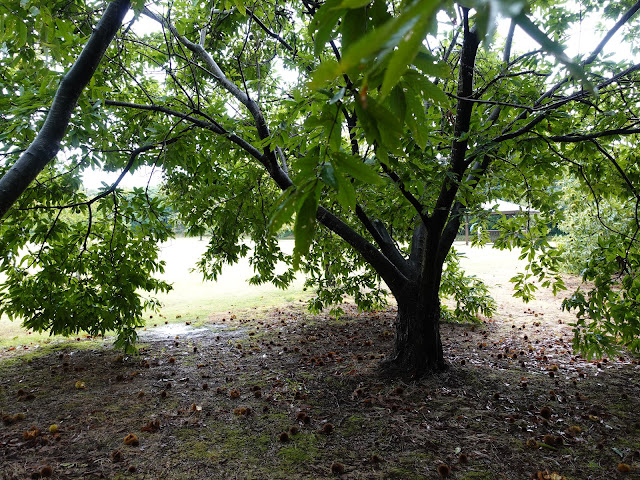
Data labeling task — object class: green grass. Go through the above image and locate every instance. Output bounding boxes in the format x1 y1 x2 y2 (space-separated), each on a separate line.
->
0 321 52 347
0 237 312 347
140 236 312 323
1 238 524 348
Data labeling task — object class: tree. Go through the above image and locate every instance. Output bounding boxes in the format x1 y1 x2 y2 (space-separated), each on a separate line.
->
1 0 640 372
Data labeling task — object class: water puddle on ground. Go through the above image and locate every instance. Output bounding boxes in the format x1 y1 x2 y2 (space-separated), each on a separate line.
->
138 323 220 340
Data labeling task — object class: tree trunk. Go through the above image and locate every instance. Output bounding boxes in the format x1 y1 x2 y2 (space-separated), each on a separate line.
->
0 0 130 219
384 284 446 377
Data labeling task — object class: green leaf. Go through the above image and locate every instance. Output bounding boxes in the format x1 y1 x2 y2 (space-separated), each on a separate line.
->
354 99 381 146
340 7 367 54
329 87 346 105
296 155 320 178
388 85 407 124
369 0 392 27
132 0 147 13
413 51 450 77
334 171 357 210
309 0 344 55
362 97 404 153
401 78 430 149
335 0 372 8
268 187 297 233
232 0 247 16
16 18 27 47
308 60 341 90
312 0 439 86
332 152 383 185
405 71 448 106
70 131 80 148
320 163 339 190
339 13 412 77
380 2 437 99
292 182 320 269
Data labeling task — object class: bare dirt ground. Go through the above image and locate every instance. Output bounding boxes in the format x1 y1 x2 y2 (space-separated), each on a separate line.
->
1 245 639 480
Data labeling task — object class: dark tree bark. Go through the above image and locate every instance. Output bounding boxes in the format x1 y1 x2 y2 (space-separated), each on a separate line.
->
381 12 480 377
385 281 445 376
0 0 131 219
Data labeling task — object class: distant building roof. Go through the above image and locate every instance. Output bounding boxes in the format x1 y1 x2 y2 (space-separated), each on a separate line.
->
481 200 540 215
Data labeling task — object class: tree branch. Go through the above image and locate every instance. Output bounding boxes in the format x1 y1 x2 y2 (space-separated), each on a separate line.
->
142 7 282 176
591 140 639 198
439 154 492 264
18 138 180 212
103 101 407 289
120 7 415 296
495 1 640 145
354 205 411 277
583 0 640 66
485 20 517 124
431 12 479 232
379 163 428 224
493 63 640 143
247 8 295 54
103 99 271 169
0 0 131 219
447 92 533 112
143 8 248 104
317 206 409 296
531 126 640 143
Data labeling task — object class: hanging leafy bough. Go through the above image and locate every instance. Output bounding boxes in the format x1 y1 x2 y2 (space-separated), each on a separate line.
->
1 0 640 369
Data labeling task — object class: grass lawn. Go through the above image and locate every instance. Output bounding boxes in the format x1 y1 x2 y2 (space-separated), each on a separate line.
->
0 237 311 347
148 236 311 321
0 237 537 348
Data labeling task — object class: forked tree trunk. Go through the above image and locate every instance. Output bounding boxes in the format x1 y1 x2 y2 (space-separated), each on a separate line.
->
384 284 446 377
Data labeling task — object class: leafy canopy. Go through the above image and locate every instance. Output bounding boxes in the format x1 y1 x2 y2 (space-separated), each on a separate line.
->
1 0 640 359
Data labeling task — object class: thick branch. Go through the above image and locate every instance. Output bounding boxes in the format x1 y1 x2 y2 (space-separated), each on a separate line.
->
431 15 479 232
438 154 493 264
354 205 411 278
317 207 409 296
104 100 406 290
503 19 516 63
124 7 414 296
412 11 479 285
0 0 131 219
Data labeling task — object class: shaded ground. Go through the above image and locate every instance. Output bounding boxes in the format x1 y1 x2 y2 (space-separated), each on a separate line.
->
1 297 639 479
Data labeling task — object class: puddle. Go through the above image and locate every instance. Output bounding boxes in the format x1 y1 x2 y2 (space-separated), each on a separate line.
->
138 323 216 340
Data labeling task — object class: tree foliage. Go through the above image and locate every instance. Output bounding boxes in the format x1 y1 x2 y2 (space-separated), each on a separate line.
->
2 0 640 366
